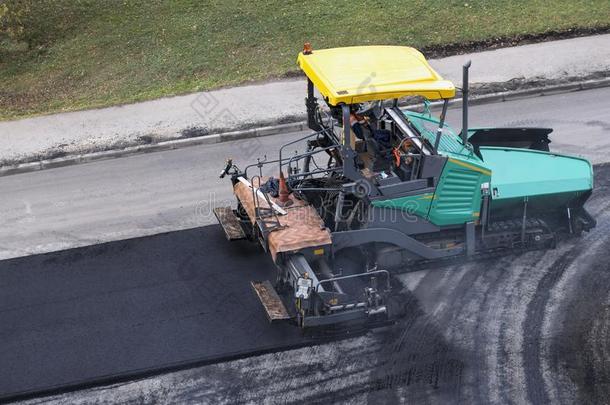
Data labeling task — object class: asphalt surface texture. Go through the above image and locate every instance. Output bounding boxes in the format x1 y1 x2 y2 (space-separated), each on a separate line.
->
1 87 609 262
1 87 608 404
15 164 609 405
0 226 326 402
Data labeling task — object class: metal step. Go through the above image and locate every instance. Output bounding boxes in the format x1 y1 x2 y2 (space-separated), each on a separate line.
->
251 280 291 322
213 206 246 241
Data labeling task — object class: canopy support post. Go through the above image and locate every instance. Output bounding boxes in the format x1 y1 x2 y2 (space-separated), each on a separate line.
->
306 79 322 131
434 99 449 152
342 104 350 148
461 60 472 145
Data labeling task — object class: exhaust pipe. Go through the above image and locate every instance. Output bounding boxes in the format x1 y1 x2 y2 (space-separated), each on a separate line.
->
306 79 322 132
461 60 472 145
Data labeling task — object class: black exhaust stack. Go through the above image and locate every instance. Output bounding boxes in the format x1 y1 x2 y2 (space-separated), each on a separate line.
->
306 79 322 132
461 60 472 145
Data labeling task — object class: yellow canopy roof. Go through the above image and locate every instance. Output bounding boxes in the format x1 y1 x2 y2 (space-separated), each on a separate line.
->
297 46 455 106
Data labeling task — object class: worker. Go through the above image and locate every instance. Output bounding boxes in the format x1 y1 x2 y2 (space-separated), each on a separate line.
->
349 112 367 140
393 138 417 180
350 111 390 147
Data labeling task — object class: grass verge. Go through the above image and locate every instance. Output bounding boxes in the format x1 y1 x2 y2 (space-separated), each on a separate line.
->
1 0 609 120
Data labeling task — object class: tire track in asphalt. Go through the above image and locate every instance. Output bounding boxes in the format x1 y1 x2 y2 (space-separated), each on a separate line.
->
539 230 608 404
522 165 610 405
541 164 610 404
457 251 547 404
492 165 610 404
473 255 527 404
523 247 582 404
548 236 610 405
378 263 477 403
495 251 551 404
442 254 538 403
18 166 610 404
371 293 466 404
226 336 378 404
376 258 518 403
588 294 610 402
440 260 502 404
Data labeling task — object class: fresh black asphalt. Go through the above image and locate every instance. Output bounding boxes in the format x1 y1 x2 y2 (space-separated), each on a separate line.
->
3 166 609 403
0 225 306 400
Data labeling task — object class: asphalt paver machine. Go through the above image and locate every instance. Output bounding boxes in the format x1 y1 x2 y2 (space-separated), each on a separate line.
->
215 44 595 329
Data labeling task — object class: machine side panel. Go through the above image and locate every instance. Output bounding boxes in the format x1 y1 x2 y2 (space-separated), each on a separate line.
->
428 158 491 226
370 192 434 220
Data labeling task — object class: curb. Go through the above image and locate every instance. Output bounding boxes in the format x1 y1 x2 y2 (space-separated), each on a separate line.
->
0 121 308 177
1 77 609 177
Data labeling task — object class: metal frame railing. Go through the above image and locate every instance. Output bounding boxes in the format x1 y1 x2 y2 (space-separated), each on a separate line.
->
242 126 338 179
249 175 284 237
286 145 342 179
315 269 391 293
278 126 337 174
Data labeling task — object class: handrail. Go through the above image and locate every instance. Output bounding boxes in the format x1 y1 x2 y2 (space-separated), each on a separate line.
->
289 167 342 180
316 269 391 293
243 157 282 178
291 186 342 192
243 127 336 178
279 127 335 173
249 175 284 237
286 144 340 170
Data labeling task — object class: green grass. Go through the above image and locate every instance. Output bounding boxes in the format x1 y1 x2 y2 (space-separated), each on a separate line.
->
1 0 608 120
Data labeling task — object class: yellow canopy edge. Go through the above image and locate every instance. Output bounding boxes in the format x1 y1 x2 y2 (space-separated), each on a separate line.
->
297 46 455 105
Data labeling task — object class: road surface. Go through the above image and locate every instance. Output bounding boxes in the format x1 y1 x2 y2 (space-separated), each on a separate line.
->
1 226 333 401
16 165 608 405
0 87 608 404
1 87 609 261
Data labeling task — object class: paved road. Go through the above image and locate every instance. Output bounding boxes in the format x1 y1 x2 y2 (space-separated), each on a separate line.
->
2 87 609 404
1 87 609 261
0 226 318 401
22 164 610 405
